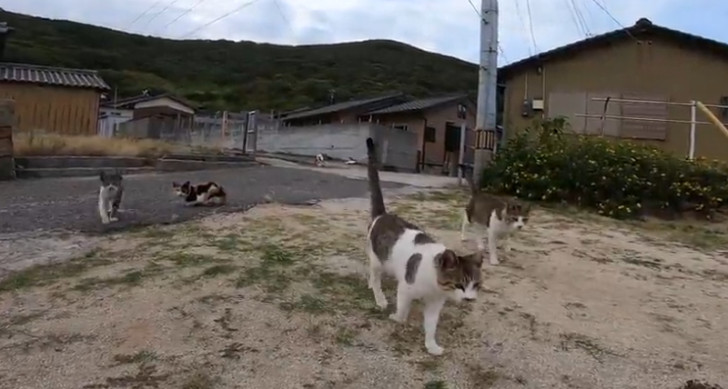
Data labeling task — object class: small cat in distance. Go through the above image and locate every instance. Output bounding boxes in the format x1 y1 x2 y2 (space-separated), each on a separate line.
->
172 181 227 206
98 170 124 224
460 171 531 265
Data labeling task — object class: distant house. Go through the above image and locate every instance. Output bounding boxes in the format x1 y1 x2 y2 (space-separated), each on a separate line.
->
100 92 196 138
280 93 408 126
499 17 728 160
365 95 476 170
0 23 110 135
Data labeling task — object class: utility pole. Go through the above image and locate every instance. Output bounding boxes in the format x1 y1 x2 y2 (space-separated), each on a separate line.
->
472 0 499 188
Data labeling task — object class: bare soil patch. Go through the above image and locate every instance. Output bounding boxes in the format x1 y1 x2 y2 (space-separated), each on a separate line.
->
1 189 727 388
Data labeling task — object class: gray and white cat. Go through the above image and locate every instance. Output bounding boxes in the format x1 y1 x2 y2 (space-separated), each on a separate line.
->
460 172 530 265
98 171 124 224
365 137 483 356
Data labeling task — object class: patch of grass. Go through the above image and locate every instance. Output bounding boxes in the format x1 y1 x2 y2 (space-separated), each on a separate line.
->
74 269 147 291
414 358 442 372
310 271 376 313
142 228 176 240
559 333 617 363
181 371 219 389
113 350 158 365
14 132 177 158
466 365 502 388
201 264 237 278
424 380 448 389
162 252 220 268
211 233 245 252
280 294 329 315
0 251 108 292
260 245 294 266
334 327 358 346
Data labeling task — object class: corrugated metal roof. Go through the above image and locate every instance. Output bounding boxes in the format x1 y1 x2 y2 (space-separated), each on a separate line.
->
0 62 110 90
367 94 466 115
283 93 405 120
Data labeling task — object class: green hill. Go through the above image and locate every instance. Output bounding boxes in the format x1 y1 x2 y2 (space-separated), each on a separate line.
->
0 9 479 111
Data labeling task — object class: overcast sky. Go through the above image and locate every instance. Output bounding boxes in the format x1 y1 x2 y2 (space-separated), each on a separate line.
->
2 0 726 65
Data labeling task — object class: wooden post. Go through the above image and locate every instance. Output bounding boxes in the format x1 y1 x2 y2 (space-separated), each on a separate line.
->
0 99 15 180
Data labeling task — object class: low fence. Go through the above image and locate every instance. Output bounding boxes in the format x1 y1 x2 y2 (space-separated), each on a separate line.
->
114 111 270 155
573 96 728 160
257 122 419 172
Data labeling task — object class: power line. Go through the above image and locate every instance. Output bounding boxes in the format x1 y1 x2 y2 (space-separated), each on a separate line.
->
524 0 539 53
125 0 163 30
271 0 294 33
465 0 510 64
587 0 638 41
140 0 183 32
179 0 264 39
159 0 205 33
513 0 531 56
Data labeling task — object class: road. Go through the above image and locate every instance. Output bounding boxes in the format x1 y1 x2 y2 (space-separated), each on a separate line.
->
0 165 404 234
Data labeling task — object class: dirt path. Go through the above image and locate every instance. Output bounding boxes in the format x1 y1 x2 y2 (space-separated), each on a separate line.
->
0 189 726 389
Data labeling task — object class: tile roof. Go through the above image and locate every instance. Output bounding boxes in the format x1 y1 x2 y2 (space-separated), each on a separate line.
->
283 93 405 120
367 94 467 115
500 18 728 78
0 62 110 90
103 93 195 110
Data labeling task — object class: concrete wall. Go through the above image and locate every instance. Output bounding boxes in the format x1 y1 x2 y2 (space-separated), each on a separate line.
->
257 123 418 171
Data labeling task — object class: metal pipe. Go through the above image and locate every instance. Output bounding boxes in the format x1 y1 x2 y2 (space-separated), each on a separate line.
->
689 100 696 160
575 113 715 125
696 101 728 139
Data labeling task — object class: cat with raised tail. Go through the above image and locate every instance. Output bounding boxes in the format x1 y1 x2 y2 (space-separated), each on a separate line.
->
364 137 483 356
460 170 530 265
98 170 124 224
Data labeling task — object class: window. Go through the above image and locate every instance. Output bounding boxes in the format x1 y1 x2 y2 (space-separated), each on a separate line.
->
720 96 728 120
393 124 408 131
424 126 436 142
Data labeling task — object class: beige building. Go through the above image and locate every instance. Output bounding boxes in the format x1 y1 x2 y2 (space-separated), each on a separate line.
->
499 18 728 160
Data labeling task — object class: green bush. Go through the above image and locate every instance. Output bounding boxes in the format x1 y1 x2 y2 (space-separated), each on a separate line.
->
482 117 728 219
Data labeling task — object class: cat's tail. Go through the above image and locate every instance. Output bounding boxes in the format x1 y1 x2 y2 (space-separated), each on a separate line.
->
366 137 386 218
464 166 479 195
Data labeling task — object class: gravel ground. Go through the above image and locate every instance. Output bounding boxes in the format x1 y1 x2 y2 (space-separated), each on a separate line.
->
0 165 403 235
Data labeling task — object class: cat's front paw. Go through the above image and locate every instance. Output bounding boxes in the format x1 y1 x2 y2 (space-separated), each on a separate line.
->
389 312 406 323
426 343 444 356
489 256 500 265
101 219 110 224
109 217 119 222
374 297 388 310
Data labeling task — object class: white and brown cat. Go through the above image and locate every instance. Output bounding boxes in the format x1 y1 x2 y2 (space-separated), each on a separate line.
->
460 171 530 265
365 137 483 356
172 180 227 206
98 170 124 224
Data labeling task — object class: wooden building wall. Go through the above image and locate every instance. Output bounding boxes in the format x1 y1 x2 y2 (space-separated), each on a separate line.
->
0 83 101 135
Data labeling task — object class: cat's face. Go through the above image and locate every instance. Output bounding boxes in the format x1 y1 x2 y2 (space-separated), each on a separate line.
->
100 171 123 191
435 250 483 302
172 181 191 197
505 202 531 230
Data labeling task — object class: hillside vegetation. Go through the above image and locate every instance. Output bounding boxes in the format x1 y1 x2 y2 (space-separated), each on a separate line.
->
1 10 478 111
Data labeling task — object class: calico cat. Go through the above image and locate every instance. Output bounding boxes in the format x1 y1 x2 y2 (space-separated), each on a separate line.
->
365 137 483 356
98 170 124 224
460 171 530 265
172 181 227 206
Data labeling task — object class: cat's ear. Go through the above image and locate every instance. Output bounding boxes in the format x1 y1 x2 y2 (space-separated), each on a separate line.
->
183 181 190 187
436 250 459 270
508 202 521 213
462 251 483 267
